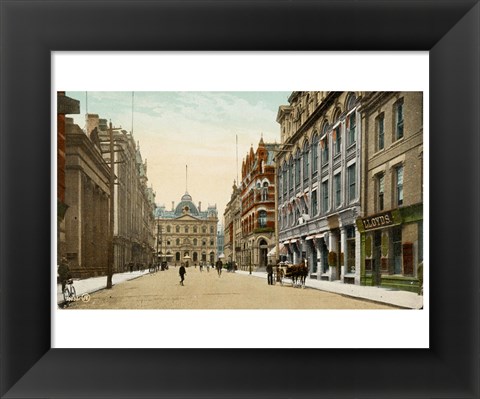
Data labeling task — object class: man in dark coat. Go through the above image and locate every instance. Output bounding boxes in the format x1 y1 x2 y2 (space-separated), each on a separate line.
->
215 259 223 277
179 264 186 286
266 264 274 285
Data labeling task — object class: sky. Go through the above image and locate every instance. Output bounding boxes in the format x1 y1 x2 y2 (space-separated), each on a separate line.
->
66 91 291 220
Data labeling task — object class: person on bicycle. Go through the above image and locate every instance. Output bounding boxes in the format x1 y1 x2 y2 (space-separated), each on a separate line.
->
58 257 72 292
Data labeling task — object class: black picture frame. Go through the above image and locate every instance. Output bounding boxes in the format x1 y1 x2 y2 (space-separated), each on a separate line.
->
1 1 479 398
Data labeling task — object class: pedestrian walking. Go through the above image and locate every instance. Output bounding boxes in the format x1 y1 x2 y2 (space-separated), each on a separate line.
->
266 264 274 285
216 259 223 277
179 263 186 286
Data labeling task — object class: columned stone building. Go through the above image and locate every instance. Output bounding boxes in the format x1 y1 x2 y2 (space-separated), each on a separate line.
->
357 91 423 292
65 119 110 278
276 92 362 283
239 138 278 270
155 193 219 267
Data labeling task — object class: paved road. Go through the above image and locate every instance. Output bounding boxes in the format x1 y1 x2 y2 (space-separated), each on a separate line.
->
68 266 398 309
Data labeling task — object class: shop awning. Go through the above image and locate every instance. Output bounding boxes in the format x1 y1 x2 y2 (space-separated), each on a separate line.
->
267 243 287 257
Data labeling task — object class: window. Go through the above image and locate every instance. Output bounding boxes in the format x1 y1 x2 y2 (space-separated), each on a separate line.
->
202 240 206 246
311 190 318 216
395 99 404 140
295 150 301 187
347 113 356 146
303 142 309 181
176 238 180 246
167 225 171 233
282 163 288 195
202 226 207 233
321 180 329 213
334 173 341 207
193 238 198 246
288 159 294 192
333 126 341 155
377 174 385 211
395 165 404 206
193 226 197 233
261 182 268 201
321 136 329 165
377 114 385 150
312 135 318 174
258 210 267 228
185 226 189 233
176 226 180 233
210 240 214 246
347 164 356 203
210 226 214 234
392 226 402 274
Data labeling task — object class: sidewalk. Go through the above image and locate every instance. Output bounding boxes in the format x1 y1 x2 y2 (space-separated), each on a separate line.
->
57 269 151 305
236 270 423 309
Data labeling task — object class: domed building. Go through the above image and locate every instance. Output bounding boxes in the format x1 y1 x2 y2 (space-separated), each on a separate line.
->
154 192 219 266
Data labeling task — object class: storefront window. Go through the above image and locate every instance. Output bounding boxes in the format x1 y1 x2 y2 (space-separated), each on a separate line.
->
393 226 402 274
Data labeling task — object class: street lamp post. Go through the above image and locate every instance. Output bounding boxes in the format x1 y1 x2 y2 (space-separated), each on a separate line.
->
106 121 122 289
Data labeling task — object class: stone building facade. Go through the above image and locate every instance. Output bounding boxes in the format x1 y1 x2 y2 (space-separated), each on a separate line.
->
64 119 110 278
223 181 242 266
239 138 278 270
356 91 423 292
85 114 156 273
275 91 424 291
276 92 363 283
57 92 79 260
154 193 219 267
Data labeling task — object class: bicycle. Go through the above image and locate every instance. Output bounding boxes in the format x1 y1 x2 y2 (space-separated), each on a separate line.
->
62 279 77 304
63 279 90 307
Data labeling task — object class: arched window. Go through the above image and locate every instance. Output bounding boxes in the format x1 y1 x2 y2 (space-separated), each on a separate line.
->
295 149 301 187
346 93 357 146
303 141 309 182
312 133 319 174
288 157 294 192
262 182 269 201
258 210 267 228
321 123 329 165
175 252 180 261
193 238 198 246
176 238 180 246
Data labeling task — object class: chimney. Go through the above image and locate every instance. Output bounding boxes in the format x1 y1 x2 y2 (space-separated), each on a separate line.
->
198 202 201 211
172 201 175 211
85 113 99 137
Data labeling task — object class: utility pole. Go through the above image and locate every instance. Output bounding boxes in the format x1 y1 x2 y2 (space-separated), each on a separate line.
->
107 121 122 289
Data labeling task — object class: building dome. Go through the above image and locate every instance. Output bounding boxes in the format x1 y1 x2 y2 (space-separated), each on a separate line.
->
174 192 199 216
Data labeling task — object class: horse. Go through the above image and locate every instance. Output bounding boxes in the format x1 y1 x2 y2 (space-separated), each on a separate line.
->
284 264 308 288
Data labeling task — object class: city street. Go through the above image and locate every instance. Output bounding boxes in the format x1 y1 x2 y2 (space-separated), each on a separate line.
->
67 266 398 309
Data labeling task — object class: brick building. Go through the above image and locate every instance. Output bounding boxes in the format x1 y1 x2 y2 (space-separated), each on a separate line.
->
356 91 423 292
239 138 278 270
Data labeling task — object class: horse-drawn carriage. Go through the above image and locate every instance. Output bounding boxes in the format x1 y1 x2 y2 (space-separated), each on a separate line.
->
275 261 308 288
